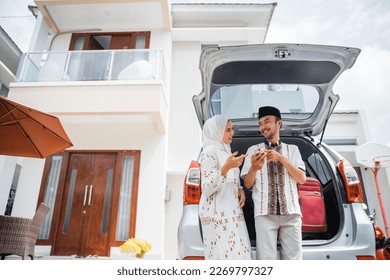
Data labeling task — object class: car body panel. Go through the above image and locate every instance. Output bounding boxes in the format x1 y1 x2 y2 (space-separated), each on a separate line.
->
177 204 204 259
178 203 375 260
193 44 360 136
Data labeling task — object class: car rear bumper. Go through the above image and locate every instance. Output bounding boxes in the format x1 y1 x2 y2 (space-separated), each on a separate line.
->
178 203 376 260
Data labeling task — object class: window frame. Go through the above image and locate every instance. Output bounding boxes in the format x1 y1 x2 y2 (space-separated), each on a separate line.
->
69 32 151 51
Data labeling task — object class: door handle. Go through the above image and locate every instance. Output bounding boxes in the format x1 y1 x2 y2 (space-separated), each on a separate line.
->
88 185 93 206
83 185 88 206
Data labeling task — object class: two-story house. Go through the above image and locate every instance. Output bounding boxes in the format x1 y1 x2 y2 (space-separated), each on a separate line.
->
1 0 276 259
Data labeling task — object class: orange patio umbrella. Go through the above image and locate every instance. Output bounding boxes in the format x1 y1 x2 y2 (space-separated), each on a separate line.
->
0 96 73 158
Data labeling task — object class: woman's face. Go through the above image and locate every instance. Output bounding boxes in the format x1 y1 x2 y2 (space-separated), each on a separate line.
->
222 120 234 144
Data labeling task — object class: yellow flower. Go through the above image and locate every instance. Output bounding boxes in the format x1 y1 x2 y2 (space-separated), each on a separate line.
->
120 238 152 258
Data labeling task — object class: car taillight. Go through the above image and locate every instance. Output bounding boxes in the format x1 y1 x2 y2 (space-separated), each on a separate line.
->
356 255 376 260
183 160 201 205
183 256 205 260
338 159 363 203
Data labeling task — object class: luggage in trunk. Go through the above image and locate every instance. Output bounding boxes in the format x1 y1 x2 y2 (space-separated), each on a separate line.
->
298 177 327 232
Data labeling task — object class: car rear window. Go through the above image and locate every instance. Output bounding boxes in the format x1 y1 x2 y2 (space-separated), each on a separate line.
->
211 83 319 120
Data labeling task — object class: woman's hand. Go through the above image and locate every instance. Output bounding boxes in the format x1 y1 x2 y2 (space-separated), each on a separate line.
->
221 152 247 177
238 188 246 208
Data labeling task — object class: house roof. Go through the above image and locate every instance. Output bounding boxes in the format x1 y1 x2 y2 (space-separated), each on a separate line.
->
171 0 275 3
171 1 276 43
171 2 276 28
35 0 172 33
34 0 276 35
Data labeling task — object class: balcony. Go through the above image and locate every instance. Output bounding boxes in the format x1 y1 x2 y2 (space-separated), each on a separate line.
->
15 49 165 83
9 49 168 132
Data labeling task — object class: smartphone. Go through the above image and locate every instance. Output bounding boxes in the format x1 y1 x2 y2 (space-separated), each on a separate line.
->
253 147 265 155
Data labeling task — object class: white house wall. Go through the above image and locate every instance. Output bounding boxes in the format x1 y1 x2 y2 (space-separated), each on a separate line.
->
5 21 173 259
168 41 202 172
165 173 186 259
164 41 203 259
29 15 51 52
149 30 172 101
8 158 45 218
0 157 44 215
125 124 167 260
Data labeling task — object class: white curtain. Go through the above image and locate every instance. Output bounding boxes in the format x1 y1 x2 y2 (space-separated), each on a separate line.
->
39 156 63 239
115 156 135 240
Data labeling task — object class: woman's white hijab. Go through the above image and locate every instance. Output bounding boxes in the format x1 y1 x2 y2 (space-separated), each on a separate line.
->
202 115 235 180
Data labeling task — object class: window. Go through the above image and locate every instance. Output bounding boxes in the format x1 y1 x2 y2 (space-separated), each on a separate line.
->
4 164 21 216
38 156 63 239
69 32 150 51
68 32 151 81
0 82 9 97
115 155 136 240
306 152 333 186
211 84 319 120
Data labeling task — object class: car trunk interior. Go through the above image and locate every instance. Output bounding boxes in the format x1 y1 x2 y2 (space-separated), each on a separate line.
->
230 135 342 246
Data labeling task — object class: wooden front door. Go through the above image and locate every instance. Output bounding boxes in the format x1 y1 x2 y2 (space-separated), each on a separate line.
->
52 153 117 256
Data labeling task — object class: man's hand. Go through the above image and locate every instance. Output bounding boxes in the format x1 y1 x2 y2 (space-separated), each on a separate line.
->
250 150 266 170
265 149 283 162
266 149 307 184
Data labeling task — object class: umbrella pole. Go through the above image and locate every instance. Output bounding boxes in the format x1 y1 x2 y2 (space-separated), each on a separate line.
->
372 161 390 237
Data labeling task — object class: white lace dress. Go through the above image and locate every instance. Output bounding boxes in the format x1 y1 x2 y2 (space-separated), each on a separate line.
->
199 150 252 260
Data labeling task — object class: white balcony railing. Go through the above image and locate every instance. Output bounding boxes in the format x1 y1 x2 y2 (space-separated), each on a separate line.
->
15 49 165 83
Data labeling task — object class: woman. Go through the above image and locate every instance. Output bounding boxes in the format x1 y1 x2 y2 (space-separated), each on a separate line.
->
199 115 252 260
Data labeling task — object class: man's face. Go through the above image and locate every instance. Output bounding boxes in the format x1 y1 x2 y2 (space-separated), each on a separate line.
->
258 115 281 140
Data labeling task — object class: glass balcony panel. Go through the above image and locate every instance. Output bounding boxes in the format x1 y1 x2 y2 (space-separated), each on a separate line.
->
17 52 69 82
15 50 165 83
111 50 154 80
67 51 111 81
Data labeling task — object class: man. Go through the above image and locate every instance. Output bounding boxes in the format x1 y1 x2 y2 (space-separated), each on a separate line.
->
240 106 306 260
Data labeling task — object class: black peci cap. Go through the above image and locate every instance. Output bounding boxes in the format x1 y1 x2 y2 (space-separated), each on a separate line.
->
258 106 281 119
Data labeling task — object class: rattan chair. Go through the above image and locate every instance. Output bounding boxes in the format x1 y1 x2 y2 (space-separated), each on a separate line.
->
0 202 50 260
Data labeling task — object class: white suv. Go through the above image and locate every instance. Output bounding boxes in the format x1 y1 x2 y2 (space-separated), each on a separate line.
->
178 44 376 260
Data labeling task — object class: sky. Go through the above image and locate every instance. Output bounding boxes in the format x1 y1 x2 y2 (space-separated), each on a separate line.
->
265 0 390 147
0 0 35 51
1 0 390 145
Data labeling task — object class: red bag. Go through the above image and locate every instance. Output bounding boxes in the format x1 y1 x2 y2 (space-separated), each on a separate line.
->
298 177 327 232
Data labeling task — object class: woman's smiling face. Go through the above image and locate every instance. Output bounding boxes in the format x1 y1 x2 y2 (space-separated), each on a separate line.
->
222 120 234 145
